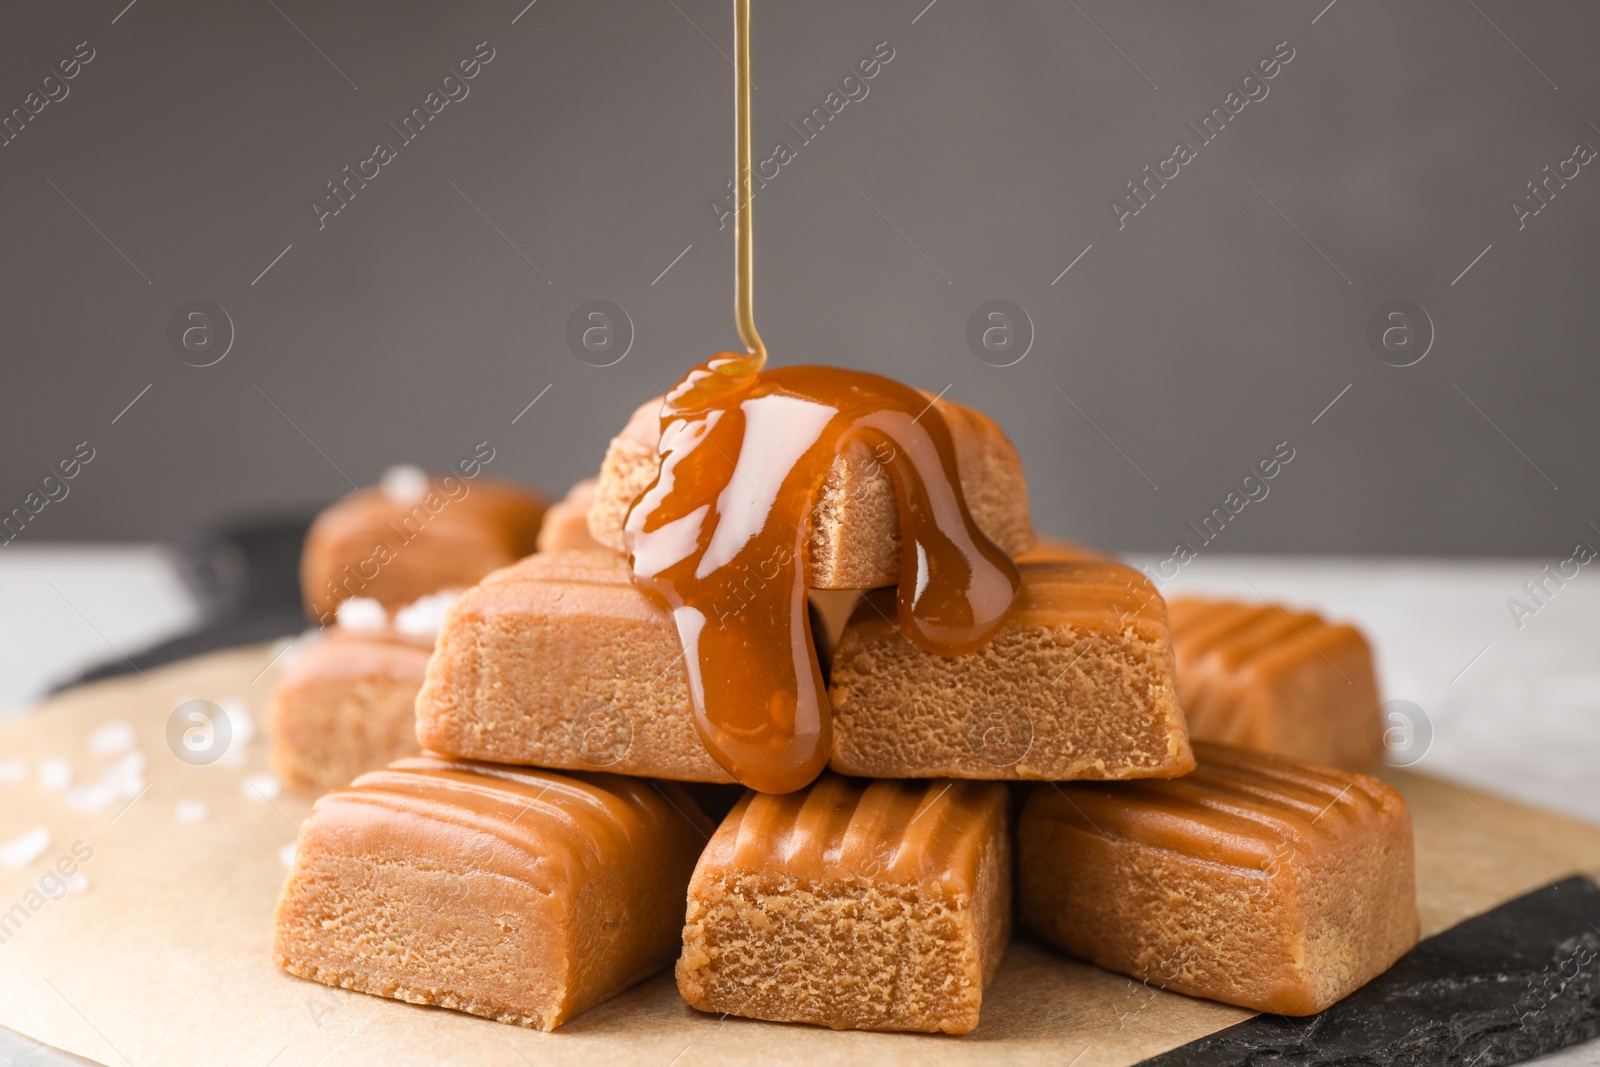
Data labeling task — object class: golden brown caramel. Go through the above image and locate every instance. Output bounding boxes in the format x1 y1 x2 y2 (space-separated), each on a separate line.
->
677 774 1011 1032
1168 597 1382 769
829 559 1192 780
302 476 546 621
1018 742 1418 1015
622 364 1021 793
267 628 431 793
415 550 735 783
273 755 712 1029
1014 536 1114 563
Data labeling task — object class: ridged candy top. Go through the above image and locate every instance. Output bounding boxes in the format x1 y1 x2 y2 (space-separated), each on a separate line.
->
452 549 668 627
1042 742 1402 871
848 558 1167 639
700 775 1006 887
279 629 433 687
312 755 711 891
1167 598 1365 674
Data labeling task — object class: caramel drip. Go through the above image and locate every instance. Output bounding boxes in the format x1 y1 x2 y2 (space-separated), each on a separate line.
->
623 364 1020 792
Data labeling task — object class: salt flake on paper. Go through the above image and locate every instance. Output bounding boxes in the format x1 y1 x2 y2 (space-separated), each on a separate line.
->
38 759 73 791
0 828 50 869
87 720 138 757
175 800 209 824
243 774 281 801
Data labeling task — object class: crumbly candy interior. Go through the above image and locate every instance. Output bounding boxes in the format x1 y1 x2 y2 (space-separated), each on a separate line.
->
678 873 987 1034
832 622 1189 779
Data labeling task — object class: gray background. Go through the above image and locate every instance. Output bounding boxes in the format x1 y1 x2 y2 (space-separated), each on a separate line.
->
1 0 1594 556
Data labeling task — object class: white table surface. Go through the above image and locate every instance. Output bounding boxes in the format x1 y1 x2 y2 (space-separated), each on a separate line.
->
0 545 1596 1065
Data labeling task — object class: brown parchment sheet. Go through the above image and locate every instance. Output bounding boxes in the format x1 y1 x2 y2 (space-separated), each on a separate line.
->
1 644 1598 1067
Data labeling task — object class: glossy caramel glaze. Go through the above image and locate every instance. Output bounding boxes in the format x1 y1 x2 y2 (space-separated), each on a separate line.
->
623 363 1020 793
706 774 1005 885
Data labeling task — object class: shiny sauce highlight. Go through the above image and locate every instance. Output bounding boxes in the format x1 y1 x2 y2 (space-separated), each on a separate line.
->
623 360 1020 793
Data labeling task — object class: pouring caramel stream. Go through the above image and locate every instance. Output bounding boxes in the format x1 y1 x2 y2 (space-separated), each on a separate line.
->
619 3 1015 793
624 364 1021 793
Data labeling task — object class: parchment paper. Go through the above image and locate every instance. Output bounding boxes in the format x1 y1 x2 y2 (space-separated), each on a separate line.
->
2 644 1597 1067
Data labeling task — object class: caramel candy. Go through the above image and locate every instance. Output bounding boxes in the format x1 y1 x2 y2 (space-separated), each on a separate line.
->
677 775 1010 1033
1018 742 1418 1015
589 393 1035 589
274 756 712 1030
266 628 430 793
535 477 602 552
1015 536 1114 563
829 560 1193 780
1167 597 1383 769
415 550 734 782
302 470 546 621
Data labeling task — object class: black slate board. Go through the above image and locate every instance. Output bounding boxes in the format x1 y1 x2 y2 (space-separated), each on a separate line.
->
57 510 318 689
1140 876 1600 1067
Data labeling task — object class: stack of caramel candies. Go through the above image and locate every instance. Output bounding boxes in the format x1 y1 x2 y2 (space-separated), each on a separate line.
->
273 382 1417 1034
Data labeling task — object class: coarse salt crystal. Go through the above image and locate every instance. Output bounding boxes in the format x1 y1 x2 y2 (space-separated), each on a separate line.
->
86 720 137 757
279 841 298 868
67 781 119 812
219 698 255 747
36 871 87 897
243 773 281 801
107 752 147 800
394 591 458 641
335 597 388 633
38 759 72 792
0 828 50 869
175 800 209 824
380 464 430 505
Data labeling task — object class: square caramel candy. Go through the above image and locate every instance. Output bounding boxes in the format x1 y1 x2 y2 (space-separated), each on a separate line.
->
1167 597 1383 769
535 477 602 552
301 469 546 622
829 560 1193 780
274 755 713 1030
267 627 430 793
1018 742 1418 1016
677 775 1011 1034
415 550 735 782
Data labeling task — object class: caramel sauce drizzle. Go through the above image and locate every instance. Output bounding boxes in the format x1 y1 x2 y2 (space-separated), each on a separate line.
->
624 366 1020 793
621 2 1017 793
